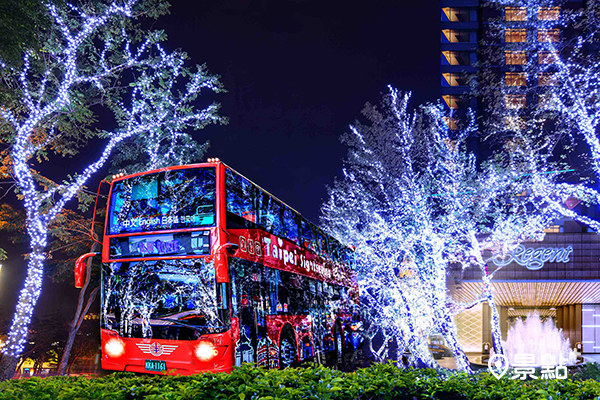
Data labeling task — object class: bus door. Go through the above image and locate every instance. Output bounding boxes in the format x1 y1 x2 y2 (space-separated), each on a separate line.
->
232 259 271 366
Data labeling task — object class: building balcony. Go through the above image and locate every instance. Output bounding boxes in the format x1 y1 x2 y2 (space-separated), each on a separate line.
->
441 65 477 73
441 21 479 30
441 43 478 51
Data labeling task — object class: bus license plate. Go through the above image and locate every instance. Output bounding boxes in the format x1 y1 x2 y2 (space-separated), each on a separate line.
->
145 360 166 372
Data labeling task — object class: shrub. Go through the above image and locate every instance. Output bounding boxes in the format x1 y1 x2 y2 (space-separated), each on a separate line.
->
0 363 599 400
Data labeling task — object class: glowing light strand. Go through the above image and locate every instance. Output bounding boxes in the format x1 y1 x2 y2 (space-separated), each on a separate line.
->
0 0 223 360
322 83 600 372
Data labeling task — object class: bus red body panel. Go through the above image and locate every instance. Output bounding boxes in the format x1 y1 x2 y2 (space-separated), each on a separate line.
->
100 328 235 374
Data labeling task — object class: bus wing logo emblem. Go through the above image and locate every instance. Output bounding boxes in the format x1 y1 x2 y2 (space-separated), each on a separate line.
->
136 342 178 357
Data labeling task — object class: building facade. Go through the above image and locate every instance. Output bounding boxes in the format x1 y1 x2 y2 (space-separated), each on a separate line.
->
441 1 600 354
441 0 480 127
440 0 584 131
450 221 600 353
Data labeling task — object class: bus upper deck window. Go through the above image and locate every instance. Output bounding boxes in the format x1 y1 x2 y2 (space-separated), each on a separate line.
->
258 194 284 237
305 224 318 252
226 169 256 223
315 231 328 257
330 241 342 264
282 208 299 244
131 176 158 201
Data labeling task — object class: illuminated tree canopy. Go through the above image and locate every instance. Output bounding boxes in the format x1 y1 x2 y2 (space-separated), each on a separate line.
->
322 87 600 372
322 1 600 372
0 0 224 380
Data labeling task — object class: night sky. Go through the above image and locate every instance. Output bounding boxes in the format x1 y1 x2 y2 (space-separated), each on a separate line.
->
0 0 440 316
156 0 440 222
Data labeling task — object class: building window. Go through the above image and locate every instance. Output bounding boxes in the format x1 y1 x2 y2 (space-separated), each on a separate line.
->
443 117 459 130
505 94 527 109
505 29 527 43
505 7 527 21
538 73 558 86
544 225 561 233
504 116 526 131
538 7 560 21
442 51 471 66
443 95 468 110
442 8 471 22
538 51 558 64
442 73 469 87
505 72 527 86
505 51 526 65
538 29 560 42
442 30 472 43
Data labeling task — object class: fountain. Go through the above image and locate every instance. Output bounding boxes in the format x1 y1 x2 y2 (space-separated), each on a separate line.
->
503 311 578 366
469 310 582 368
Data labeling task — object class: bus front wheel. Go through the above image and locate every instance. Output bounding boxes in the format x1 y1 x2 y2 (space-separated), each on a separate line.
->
279 331 297 369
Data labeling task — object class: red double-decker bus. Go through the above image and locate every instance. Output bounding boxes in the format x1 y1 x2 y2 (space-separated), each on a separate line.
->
76 160 359 374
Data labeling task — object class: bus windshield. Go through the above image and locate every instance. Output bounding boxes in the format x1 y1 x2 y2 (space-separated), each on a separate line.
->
108 167 216 235
101 259 229 340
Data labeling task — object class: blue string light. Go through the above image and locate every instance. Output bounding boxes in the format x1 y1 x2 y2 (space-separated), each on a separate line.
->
323 83 600 372
0 0 223 358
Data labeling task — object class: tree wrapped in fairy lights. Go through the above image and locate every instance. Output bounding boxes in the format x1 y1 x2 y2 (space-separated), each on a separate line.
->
322 87 600 372
322 88 483 371
0 0 224 380
323 0 600 373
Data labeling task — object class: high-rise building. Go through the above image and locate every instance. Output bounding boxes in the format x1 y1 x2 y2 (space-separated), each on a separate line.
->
440 0 584 132
441 1 480 131
442 1 600 357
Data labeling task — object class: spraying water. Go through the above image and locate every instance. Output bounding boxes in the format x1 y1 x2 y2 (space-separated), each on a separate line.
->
503 311 577 366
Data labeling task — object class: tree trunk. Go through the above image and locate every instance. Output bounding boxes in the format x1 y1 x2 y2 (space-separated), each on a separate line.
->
432 292 473 373
57 241 100 376
0 355 18 381
479 263 504 354
0 244 46 382
34 357 43 374
16 357 26 372
469 234 504 355
66 351 78 375
486 294 505 354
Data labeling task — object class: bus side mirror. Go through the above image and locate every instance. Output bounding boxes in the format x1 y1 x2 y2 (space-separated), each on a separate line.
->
75 252 100 288
218 242 239 256
224 243 239 255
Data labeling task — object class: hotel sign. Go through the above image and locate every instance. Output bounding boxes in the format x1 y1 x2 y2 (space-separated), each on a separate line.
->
491 244 573 270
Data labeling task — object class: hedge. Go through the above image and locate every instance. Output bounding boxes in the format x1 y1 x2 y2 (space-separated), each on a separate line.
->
0 362 599 400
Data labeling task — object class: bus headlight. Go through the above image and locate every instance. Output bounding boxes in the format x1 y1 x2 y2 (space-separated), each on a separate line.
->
104 338 125 358
195 341 218 361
